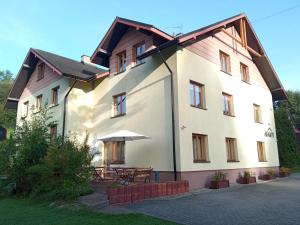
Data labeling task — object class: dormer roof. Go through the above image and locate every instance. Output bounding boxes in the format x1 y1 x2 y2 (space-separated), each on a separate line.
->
90 16 173 67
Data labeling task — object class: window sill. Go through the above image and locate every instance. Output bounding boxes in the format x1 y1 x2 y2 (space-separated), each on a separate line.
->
255 121 263 124
110 161 125 165
223 113 235 117
111 113 126 119
193 160 211 163
114 70 126 76
190 105 207 110
220 70 232 76
227 160 240 163
259 160 268 162
49 104 59 109
131 62 145 69
241 80 251 85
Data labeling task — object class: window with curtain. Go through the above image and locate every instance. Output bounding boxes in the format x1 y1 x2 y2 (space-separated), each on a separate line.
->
117 51 126 73
133 41 146 65
257 141 266 162
36 95 43 112
192 134 209 162
51 86 59 105
226 138 238 162
220 51 231 73
253 104 262 123
190 81 205 109
106 142 125 164
222 92 234 116
113 93 126 117
240 62 250 83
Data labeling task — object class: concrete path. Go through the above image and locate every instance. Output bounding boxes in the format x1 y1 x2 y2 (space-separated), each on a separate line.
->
105 174 300 225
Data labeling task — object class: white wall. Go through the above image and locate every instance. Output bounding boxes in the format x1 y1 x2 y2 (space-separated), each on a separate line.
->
176 46 279 172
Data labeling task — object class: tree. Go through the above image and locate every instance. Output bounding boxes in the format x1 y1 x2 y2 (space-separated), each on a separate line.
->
274 100 300 167
0 70 16 129
287 90 300 125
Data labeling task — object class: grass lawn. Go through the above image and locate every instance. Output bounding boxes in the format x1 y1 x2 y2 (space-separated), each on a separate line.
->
0 197 176 225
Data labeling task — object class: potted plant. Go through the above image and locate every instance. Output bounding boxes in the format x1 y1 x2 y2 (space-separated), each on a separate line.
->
240 171 256 184
210 171 229 189
279 167 290 177
261 169 275 180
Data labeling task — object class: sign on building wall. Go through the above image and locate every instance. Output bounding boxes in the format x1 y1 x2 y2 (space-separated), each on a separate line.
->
264 127 275 138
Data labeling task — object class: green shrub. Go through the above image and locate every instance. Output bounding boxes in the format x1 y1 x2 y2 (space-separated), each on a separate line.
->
28 136 93 200
212 171 227 181
8 110 50 194
0 108 93 200
0 137 16 176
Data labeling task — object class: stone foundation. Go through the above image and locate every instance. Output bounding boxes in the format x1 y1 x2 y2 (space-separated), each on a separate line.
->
154 166 279 190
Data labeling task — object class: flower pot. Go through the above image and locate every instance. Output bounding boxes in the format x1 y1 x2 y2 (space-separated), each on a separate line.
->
210 180 229 189
261 174 273 180
279 172 289 177
241 176 256 184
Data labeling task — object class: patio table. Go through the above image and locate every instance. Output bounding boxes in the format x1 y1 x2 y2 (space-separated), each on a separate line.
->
113 168 136 185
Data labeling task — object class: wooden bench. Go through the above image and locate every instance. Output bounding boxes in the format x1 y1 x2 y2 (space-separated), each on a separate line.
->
132 168 153 183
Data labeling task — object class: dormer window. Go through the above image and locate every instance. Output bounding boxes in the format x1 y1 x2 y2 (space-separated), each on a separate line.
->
116 51 126 73
37 63 45 81
133 41 146 65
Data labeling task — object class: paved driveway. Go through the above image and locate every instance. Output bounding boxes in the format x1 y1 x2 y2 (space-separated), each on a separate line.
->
119 174 300 225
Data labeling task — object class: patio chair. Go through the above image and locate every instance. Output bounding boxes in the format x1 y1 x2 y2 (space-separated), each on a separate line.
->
92 167 104 181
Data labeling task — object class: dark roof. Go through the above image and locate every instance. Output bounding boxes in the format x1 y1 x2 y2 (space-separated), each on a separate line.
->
32 49 105 80
180 13 245 38
5 48 106 109
90 16 173 66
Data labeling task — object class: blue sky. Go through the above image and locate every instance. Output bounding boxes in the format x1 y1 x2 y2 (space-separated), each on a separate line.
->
1 0 299 90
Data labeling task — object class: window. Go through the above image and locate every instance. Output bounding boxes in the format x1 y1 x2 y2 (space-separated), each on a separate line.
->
36 95 42 112
22 101 29 118
116 51 126 73
50 124 57 142
190 81 206 109
105 142 125 164
51 86 59 105
113 93 126 116
37 63 45 81
240 63 250 83
226 138 238 162
222 93 234 116
133 41 146 65
220 51 231 73
192 134 209 162
257 141 266 162
253 104 262 123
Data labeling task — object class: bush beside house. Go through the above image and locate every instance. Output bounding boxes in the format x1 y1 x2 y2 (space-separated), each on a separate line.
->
0 109 92 200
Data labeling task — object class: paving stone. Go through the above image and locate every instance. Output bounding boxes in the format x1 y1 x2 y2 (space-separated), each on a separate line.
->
112 174 300 225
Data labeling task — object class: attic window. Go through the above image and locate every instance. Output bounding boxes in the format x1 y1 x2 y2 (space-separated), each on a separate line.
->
37 63 45 81
133 41 146 65
116 51 126 73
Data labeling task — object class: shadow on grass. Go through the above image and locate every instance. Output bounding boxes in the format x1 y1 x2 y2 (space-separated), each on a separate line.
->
0 197 177 225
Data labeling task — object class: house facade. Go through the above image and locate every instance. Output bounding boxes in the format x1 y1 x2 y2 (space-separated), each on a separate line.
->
6 14 287 189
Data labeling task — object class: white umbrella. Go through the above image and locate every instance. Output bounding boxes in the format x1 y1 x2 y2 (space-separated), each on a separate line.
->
97 130 150 142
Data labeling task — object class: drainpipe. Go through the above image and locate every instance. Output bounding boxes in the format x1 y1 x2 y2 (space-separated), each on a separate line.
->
62 79 77 140
156 48 177 181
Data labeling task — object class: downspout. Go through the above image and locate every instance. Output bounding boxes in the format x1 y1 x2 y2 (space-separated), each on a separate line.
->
62 79 77 140
156 49 177 181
